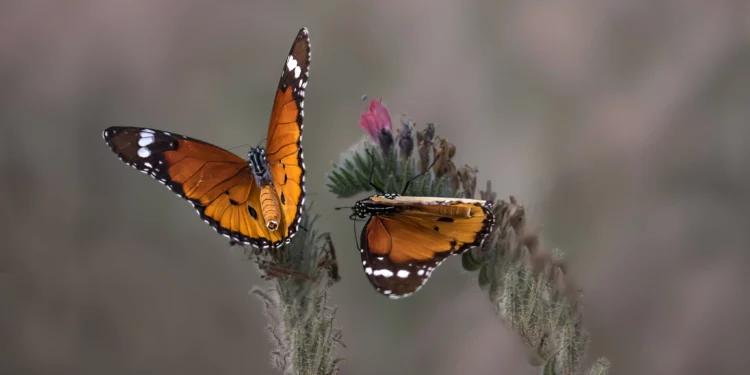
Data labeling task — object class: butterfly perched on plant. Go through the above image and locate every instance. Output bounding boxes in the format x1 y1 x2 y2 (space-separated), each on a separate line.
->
103 28 310 249
346 150 495 298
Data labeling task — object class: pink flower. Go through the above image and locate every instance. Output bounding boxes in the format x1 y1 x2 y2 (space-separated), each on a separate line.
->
360 98 392 142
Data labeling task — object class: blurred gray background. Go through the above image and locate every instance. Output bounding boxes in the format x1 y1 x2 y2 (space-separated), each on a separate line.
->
3 1 750 374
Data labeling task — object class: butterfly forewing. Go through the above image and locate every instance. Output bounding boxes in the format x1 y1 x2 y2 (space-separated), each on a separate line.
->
358 195 495 298
102 126 285 248
266 27 310 242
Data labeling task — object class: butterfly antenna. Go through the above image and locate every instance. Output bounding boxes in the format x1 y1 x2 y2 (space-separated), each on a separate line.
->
366 149 386 194
334 206 351 210
257 137 267 148
225 143 251 151
400 151 440 195
398 135 443 195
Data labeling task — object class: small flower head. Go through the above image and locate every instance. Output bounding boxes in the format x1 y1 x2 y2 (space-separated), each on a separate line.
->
360 98 393 153
457 165 479 198
416 123 436 173
378 128 394 155
433 138 456 178
397 116 415 161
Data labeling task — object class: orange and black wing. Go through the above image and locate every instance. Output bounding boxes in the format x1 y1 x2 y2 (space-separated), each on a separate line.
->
102 126 284 248
359 198 494 298
265 27 310 242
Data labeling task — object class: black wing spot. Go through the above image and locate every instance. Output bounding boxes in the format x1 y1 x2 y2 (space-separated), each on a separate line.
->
433 226 439 232
229 197 239 205
437 217 454 222
280 192 286 205
284 174 288 184
248 205 258 219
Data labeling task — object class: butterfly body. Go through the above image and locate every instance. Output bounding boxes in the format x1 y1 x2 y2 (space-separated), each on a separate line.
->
103 28 310 249
352 194 494 298
247 146 284 231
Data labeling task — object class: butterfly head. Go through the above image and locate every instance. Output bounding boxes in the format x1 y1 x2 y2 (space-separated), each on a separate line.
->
350 200 371 220
350 198 399 220
248 147 271 182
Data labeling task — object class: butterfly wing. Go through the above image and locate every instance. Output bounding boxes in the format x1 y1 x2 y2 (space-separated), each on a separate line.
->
359 197 494 298
103 126 284 248
265 27 310 241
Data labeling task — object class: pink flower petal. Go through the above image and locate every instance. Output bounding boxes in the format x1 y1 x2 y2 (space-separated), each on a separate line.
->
370 99 392 131
359 98 394 144
360 113 379 140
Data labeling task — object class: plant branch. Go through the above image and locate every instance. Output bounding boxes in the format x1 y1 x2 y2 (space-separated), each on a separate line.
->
250 208 343 375
328 110 610 375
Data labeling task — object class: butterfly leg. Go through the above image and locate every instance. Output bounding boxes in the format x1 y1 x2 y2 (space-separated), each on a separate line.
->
265 267 314 281
317 234 341 282
257 259 315 281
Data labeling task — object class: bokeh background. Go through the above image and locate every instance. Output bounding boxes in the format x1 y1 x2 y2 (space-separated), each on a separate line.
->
3 1 750 374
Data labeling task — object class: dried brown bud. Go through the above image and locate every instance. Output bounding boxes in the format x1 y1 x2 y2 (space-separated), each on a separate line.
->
416 122 436 145
377 128 394 155
432 138 457 178
444 162 459 191
319 233 341 282
457 164 479 198
416 123 436 173
397 116 415 161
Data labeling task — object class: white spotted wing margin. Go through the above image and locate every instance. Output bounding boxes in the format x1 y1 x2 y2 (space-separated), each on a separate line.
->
357 195 495 299
101 126 197 196
270 27 310 246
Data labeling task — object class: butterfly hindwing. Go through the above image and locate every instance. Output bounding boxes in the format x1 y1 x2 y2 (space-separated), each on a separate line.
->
102 126 281 248
358 195 495 298
266 27 310 242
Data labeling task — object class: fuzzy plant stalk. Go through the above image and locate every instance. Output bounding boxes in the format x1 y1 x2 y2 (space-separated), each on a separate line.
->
250 209 343 375
327 98 610 375
463 186 611 375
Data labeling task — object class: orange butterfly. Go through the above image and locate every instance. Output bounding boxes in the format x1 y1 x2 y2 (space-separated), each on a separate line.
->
103 28 310 249
348 152 495 298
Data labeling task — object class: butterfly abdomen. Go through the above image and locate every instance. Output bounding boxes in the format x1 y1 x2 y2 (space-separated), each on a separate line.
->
260 184 282 231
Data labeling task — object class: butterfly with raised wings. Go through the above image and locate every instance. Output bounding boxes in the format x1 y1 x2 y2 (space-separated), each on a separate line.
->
347 152 495 298
103 28 311 249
